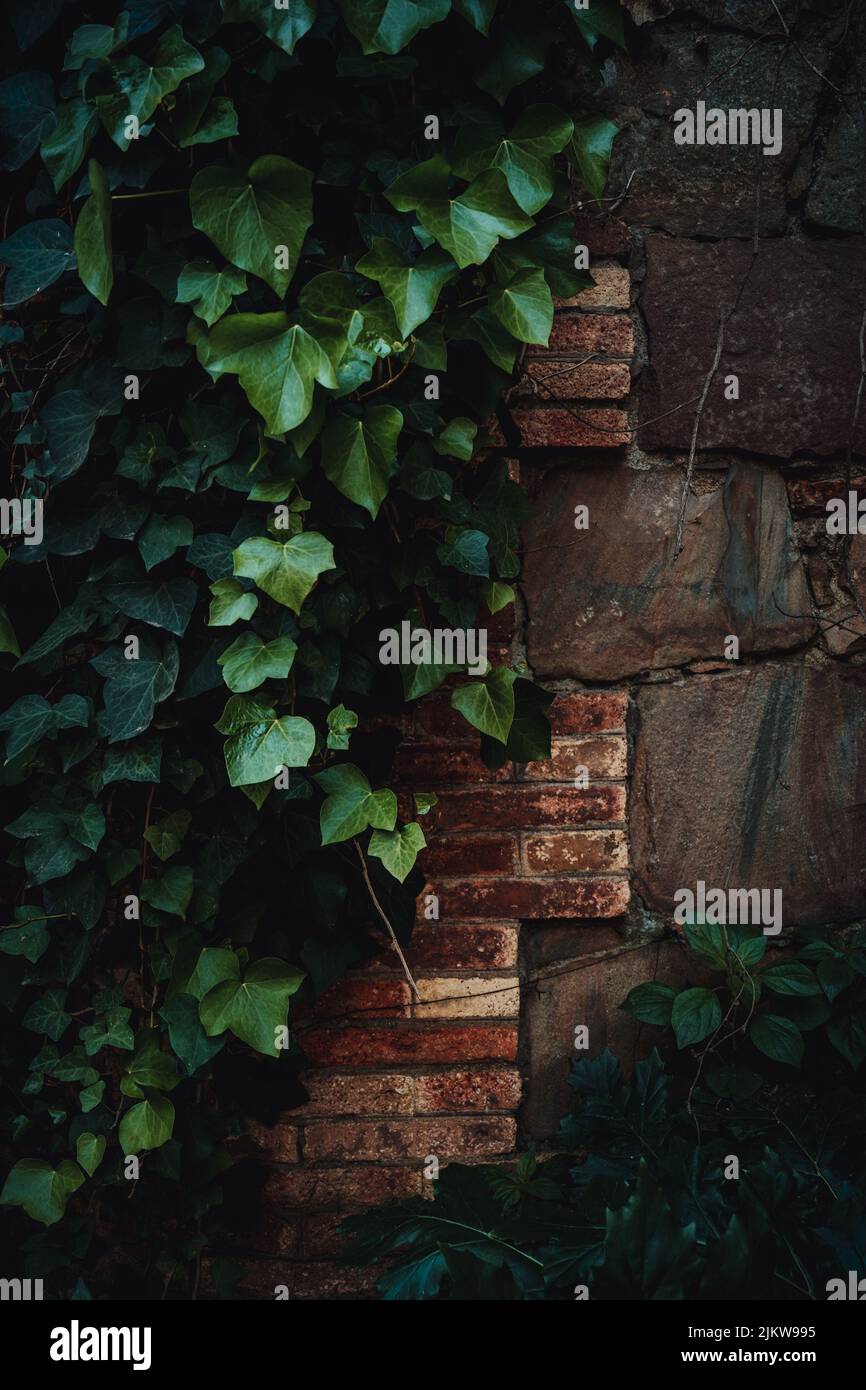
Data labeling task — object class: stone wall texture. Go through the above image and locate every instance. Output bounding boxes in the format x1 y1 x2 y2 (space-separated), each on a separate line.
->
229 0 866 1297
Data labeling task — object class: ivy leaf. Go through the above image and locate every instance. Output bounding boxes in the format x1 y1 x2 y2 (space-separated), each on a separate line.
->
103 576 197 636
73 159 112 306
0 603 20 657
91 636 179 743
567 116 619 201
140 865 194 920
368 822 426 882
451 667 516 744
23 988 72 1041
119 1092 175 1155
75 1133 106 1177
208 577 259 626
137 515 194 571
122 1032 180 1094
79 1006 135 1055
0 692 90 762
0 1158 85 1226
0 219 75 307
200 957 305 1054
623 983 677 1027
827 1012 866 1070
671 988 721 1049
0 72 55 171
565 0 626 51
215 694 315 786
221 0 318 55
197 315 337 435
143 809 191 861
176 258 247 326
191 156 313 297
453 0 498 33
0 913 51 963
385 158 533 269
159 993 224 1074
315 763 398 845
489 267 553 345
480 676 551 769
96 25 205 150
432 417 477 460
339 0 451 55
356 238 457 337
437 528 489 575
453 105 573 215
749 1013 804 1067
233 532 335 612
475 15 549 105
41 97 99 191
218 632 298 693
760 962 821 997
326 703 358 751
321 406 402 518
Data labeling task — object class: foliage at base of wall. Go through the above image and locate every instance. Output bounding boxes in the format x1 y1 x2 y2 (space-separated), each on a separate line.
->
342 924 866 1299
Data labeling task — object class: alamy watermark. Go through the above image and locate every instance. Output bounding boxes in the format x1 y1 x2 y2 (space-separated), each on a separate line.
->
673 100 783 157
0 497 43 546
674 880 783 935
379 621 487 676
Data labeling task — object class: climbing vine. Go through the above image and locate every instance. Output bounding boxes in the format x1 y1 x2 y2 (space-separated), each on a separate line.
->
0 0 623 1295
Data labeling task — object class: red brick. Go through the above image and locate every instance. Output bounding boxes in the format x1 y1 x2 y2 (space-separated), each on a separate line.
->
206 1257 384 1299
415 1068 521 1113
219 1212 300 1258
296 978 410 1023
245 1121 299 1162
429 784 626 831
557 265 630 309
520 736 626 781
291 1073 414 1116
492 405 630 449
407 922 519 970
413 693 488 741
300 1023 518 1066
544 312 634 356
394 744 512 785
301 1213 351 1259
264 1165 423 1208
434 876 630 919
573 210 629 256
524 359 631 400
549 692 628 734
786 475 866 515
419 833 517 875
414 975 520 1019
523 829 628 873
303 1117 516 1162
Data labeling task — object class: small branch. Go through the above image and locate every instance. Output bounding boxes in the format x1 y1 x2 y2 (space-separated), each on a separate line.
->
672 309 729 561
111 188 187 201
353 838 420 999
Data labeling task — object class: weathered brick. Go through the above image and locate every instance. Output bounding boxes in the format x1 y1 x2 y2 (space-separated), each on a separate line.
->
394 744 512 785
491 405 630 449
520 736 627 782
264 1165 423 1208
429 784 626 831
414 1068 522 1113
524 359 631 400
433 877 630 919
557 265 630 309
573 210 629 256
544 312 634 356
301 1213 351 1259
303 1117 516 1162
412 693 484 741
414 975 520 1019
549 691 628 735
523 829 629 873
301 1023 518 1066
292 1073 415 1116
246 1121 299 1163
296 978 410 1022
218 1212 300 1259
787 475 866 516
206 1257 384 1299
419 833 517 876
407 922 519 970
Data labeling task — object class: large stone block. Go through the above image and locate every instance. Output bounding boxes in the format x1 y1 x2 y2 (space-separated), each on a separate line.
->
522 460 814 679
638 235 866 456
631 664 866 926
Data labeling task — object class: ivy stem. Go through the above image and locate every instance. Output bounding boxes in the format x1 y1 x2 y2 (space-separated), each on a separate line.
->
353 838 420 1000
111 189 187 201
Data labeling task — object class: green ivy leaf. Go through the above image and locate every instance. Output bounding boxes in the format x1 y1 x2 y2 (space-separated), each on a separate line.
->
451 667 516 743
91 637 179 744
315 763 397 845
760 962 821 997
143 809 191 862
159 993 224 1074
0 219 75 307
140 864 194 920
453 105 573 215
75 1132 105 1177
321 406 402 518
96 25 205 150
176 259 247 326
385 157 533 269
368 821 426 882
215 694 315 786
622 982 676 1027
339 0 451 55
232 532 335 612
218 631 297 693
119 1092 175 1155
22 988 72 1041
0 1158 85 1226
41 97 99 191
356 238 457 337
488 267 552 345
190 156 313 297
567 116 619 201
453 0 498 33
199 957 304 1054
73 159 112 305
197 314 337 435
749 1013 804 1067
221 0 318 55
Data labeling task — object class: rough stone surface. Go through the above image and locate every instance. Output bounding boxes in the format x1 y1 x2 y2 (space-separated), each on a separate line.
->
639 235 866 457
631 665 866 926
522 461 814 679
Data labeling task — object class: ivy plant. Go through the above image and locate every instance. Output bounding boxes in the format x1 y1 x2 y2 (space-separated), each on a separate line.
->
0 0 624 1296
